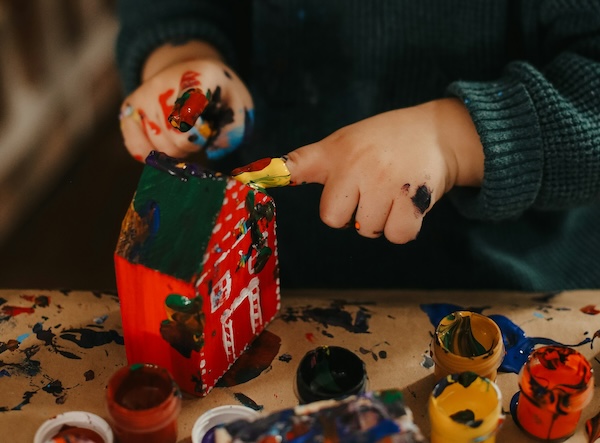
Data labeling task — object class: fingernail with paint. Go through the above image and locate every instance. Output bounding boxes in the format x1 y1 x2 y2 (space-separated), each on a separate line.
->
231 157 291 189
168 88 210 132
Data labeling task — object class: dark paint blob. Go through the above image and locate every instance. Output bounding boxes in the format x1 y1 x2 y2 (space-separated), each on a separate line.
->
321 330 334 338
33 322 56 346
216 330 281 387
43 380 65 395
84 370 95 381
9 390 37 411
0 339 19 352
60 328 124 349
411 184 431 214
281 300 372 334
233 392 263 411
450 409 483 428
278 353 292 363
34 295 50 307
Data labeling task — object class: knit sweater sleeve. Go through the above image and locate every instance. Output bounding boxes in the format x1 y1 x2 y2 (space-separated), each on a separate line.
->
446 0 600 221
115 0 238 95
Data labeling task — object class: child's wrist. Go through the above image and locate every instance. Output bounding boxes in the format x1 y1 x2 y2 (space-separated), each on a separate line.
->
433 98 484 190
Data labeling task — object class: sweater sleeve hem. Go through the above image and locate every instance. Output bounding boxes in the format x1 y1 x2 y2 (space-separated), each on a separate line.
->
445 77 544 221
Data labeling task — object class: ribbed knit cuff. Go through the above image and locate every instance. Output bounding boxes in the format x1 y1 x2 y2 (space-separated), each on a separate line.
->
445 76 543 221
116 20 237 95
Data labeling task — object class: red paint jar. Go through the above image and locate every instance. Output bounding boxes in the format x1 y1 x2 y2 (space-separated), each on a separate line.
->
516 345 594 442
106 363 182 443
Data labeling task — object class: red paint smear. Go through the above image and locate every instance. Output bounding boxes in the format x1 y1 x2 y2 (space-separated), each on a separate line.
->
180 70 201 90
158 89 175 130
305 333 316 343
580 304 600 315
231 158 272 175
2 306 35 316
137 108 161 136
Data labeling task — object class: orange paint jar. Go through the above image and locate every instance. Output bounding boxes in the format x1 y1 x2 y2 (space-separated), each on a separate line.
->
431 311 504 382
106 363 182 443
516 345 594 442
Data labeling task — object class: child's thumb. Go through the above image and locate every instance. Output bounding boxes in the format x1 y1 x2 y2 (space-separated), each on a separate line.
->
230 143 328 188
284 143 327 186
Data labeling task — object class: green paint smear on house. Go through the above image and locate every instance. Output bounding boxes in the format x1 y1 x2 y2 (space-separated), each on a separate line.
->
133 165 228 281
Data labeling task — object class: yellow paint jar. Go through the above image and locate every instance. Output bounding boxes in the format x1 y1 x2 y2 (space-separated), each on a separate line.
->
431 311 504 382
429 372 504 443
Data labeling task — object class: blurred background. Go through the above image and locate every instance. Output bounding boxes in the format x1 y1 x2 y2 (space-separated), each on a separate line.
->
0 1 143 290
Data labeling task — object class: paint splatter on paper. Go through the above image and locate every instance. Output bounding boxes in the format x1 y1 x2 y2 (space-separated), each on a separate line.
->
281 299 372 334
420 303 599 374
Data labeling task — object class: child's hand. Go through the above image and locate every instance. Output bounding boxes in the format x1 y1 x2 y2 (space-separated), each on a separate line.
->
284 98 484 244
120 56 253 162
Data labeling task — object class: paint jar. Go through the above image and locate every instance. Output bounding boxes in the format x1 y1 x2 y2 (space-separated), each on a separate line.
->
429 372 504 443
515 345 594 442
105 363 182 443
295 345 367 404
431 311 504 382
191 405 260 443
34 411 114 443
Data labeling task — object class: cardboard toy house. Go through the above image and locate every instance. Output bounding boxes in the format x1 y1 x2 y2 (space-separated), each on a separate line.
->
114 151 280 396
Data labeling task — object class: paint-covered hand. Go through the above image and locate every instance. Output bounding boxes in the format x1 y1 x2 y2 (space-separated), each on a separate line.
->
120 58 254 162
284 98 483 244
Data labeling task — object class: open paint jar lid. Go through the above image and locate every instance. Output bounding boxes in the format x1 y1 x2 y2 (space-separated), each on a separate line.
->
34 411 114 443
191 405 260 443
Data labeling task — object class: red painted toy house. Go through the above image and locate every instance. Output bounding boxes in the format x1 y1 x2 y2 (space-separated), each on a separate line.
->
114 151 280 396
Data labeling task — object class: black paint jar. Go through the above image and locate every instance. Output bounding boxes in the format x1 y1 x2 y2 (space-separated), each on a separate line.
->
295 346 367 404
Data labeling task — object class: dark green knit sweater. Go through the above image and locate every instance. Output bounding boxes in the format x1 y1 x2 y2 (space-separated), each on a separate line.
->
116 0 600 290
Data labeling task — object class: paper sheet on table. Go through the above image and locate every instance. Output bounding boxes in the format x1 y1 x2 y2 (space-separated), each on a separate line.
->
0 289 599 443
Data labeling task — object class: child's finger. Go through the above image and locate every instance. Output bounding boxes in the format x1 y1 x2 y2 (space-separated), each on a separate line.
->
283 144 328 185
318 175 360 229
230 142 331 188
119 104 153 162
384 194 425 244
353 192 392 238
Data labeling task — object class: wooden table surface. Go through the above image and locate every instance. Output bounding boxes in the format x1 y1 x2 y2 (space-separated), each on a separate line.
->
1 289 599 442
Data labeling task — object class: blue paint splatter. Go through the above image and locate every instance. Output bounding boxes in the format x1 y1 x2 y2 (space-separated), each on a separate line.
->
420 304 593 373
16 333 30 343
93 315 108 325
